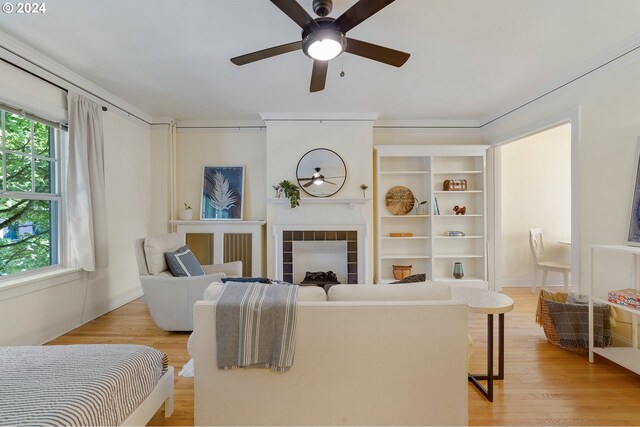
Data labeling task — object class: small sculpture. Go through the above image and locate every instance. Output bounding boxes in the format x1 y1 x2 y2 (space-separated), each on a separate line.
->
453 205 466 215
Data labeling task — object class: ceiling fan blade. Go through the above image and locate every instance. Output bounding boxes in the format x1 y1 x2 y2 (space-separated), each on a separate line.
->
324 180 337 185
298 177 314 181
330 0 395 33
345 38 410 67
310 60 328 93
231 41 302 65
325 175 345 179
303 181 315 188
270 0 320 31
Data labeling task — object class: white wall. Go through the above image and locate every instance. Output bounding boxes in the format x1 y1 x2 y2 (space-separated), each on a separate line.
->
483 51 640 292
373 128 483 146
81 111 152 321
175 128 267 221
0 60 154 344
149 124 173 233
500 124 571 285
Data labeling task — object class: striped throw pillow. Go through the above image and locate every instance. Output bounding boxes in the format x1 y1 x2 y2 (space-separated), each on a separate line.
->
164 245 205 277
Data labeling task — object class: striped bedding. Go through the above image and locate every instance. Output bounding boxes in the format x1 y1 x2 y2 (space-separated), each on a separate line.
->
0 344 168 426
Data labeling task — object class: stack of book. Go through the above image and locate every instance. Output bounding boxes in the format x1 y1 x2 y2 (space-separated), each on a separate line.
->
608 288 640 309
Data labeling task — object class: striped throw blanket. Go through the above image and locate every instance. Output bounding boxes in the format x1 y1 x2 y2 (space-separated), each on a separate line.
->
0 344 168 426
216 281 298 372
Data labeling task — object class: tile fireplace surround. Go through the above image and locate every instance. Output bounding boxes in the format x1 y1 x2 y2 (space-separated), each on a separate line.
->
281 230 358 284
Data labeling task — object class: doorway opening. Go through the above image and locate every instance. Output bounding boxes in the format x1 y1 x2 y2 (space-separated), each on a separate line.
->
493 122 573 292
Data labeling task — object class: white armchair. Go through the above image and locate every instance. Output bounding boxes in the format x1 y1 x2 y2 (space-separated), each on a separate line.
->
134 233 242 331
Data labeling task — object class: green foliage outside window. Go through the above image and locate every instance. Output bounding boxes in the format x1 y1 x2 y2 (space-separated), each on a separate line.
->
0 110 58 276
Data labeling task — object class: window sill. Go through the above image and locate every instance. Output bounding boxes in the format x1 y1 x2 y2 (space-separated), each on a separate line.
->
0 267 85 301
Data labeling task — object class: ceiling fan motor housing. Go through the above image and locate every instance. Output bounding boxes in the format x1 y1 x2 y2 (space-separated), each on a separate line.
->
312 0 333 17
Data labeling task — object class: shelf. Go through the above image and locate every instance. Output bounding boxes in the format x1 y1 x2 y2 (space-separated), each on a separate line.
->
381 236 430 240
433 190 483 194
592 347 640 373
380 255 431 260
375 145 487 284
592 297 640 316
432 170 482 175
381 215 430 218
433 254 483 259
380 171 430 176
268 198 371 206
591 245 640 255
433 235 482 239
433 214 483 217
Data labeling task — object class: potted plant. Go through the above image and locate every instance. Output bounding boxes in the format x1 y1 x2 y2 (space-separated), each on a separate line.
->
179 203 194 220
274 180 300 208
414 198 428 215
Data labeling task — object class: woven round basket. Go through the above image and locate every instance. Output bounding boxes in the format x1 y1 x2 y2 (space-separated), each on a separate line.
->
538 294 588 355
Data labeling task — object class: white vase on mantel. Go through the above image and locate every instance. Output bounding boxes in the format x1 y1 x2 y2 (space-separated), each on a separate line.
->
179 209 194 221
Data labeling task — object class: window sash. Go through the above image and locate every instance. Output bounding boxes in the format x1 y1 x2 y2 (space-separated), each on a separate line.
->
0 111 62 277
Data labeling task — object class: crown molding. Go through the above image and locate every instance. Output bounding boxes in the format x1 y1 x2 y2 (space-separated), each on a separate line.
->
373 119 481 129
176 119 265 128
260 112 379 122
0 30 153 125
480 30 640 128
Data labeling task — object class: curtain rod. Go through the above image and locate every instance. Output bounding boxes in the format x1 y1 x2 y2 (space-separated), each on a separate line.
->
0 54 154 120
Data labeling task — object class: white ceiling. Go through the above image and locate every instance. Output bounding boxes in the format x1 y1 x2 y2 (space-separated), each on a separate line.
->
1 0 639 122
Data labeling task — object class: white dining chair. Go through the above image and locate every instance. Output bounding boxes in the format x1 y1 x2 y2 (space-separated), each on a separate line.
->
529 228 571 293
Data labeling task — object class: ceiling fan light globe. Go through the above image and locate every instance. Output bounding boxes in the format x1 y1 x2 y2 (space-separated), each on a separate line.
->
303 30 345 61
313 177 324 185
308 39 342 60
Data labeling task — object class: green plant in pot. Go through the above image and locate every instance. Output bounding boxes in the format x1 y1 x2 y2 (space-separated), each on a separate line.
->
414 197 428 215
274 180 300 208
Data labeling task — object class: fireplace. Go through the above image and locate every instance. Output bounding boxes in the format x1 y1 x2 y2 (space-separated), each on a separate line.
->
282 230 357 284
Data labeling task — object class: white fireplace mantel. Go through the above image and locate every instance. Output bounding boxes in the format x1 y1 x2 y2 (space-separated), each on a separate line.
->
267 198 371 209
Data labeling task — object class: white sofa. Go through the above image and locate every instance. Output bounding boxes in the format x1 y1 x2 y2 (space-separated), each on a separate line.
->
192 283 469 426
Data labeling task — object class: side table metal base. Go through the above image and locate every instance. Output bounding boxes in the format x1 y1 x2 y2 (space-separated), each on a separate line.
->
468 313 504 402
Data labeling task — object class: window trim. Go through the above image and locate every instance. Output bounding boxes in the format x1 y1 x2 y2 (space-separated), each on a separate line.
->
0 111 64 278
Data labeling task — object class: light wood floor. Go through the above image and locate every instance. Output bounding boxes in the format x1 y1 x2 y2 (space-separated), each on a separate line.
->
48 287 640 426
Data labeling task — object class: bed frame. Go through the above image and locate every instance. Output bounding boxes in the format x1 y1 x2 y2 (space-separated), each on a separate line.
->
121 366 174 426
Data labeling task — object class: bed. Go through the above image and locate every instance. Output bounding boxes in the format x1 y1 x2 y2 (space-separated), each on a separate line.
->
0 344 174 426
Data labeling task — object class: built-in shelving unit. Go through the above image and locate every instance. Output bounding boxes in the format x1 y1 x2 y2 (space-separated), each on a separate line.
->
589 245 640 374
374 145 489 288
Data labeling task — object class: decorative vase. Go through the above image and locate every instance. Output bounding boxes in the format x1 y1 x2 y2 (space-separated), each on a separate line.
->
392 265 412 280
453 262 464 279
179 209 193 221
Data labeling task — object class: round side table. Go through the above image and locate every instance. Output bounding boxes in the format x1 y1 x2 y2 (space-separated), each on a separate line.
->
451 287 514 402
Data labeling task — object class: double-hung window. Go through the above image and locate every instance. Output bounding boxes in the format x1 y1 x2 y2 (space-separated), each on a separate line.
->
0 109 63 276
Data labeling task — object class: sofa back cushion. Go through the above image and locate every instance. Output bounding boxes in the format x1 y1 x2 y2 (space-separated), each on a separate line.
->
144 233 183 275
204 283 327 302
328 283 451 301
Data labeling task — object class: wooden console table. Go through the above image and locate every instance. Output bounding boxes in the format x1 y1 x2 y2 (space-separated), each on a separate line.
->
170 220 266 277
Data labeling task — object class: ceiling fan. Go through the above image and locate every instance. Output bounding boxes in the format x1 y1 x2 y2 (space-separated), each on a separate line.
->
299 167 343 187
230 0 410 92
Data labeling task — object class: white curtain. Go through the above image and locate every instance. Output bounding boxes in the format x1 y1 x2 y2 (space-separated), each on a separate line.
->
66 92 108 271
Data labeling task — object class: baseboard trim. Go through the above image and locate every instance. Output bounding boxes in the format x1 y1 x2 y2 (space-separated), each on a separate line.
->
501 278 570 287
81 287 144 324
4 314 83 346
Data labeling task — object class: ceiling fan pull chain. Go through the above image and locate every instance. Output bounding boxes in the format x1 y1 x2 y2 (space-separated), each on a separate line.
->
340 54 345 77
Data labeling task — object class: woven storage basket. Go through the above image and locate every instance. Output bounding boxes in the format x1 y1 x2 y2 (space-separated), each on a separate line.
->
538 294 589 355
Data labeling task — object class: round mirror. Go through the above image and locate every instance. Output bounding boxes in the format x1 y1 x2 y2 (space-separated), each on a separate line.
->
296 148 347 198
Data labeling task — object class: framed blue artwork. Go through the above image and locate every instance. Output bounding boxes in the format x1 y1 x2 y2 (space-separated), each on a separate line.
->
201 165 245 220
628 148 640 245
